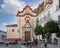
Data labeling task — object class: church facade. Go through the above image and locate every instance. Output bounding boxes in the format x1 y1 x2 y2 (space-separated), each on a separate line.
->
6 0 60 42
6 5 38 42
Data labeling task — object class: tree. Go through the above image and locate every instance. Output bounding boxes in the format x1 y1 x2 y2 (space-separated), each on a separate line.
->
34 25 43 35
43 20 59 43
43 20 59 33
34 25 43 45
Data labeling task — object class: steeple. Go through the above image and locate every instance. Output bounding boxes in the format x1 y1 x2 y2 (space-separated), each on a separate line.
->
44 0 53 8
16 5 38 17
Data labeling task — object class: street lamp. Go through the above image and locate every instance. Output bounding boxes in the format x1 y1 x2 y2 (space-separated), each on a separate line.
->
18 30 21 48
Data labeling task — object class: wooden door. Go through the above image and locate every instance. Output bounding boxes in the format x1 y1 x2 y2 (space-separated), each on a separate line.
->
25 31 31 41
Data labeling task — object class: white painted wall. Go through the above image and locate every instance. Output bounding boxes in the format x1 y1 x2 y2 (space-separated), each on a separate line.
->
37 35 42 40
0 32 6 42
38 0 60 26
51 33 57 40
38 0 60 40
7 27 19 38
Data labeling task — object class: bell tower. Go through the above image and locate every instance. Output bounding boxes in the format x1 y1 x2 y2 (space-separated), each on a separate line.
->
44 0 53 8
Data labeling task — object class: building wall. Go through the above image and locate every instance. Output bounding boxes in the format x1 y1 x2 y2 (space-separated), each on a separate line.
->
0 30 6 43
38 0 60 26
17 15 37 41
7 27 19 38
37 0 60 40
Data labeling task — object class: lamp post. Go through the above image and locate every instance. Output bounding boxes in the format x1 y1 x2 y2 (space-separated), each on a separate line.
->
18 30 21 48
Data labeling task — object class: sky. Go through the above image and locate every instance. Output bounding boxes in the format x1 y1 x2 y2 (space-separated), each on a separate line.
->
0 0 43 31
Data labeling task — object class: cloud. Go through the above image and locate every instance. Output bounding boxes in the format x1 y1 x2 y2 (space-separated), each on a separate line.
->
2 23 7 25
0 0 43 14
1 0 26 14
31 0 43 9
0 23 7 31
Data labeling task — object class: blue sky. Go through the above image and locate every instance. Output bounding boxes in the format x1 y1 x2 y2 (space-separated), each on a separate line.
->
0 0 43 31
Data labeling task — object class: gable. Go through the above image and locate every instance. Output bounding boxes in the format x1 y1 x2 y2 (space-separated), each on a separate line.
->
16 5 38 17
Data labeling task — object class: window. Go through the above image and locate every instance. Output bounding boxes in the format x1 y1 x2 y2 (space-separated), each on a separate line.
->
12 29 14 32
44 14 46 20
59 0 60 8
17 30 19 32
2 35 6 40
48 11 50 17
58 15 60 22
36 18 39 23
56 4 59 10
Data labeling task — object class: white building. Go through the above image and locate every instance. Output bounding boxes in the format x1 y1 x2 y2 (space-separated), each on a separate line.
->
0 30 6 43
38 0 60 26
36 0 60 41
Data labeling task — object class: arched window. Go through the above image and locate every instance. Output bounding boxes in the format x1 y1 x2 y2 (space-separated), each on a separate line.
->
17 30 19 32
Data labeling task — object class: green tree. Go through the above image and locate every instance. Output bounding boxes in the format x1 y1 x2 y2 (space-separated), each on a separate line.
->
43 20 59 33
34 25 43 35
43 20 59 43
34 25 43 45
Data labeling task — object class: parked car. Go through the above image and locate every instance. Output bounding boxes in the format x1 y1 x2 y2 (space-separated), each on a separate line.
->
52 38 58 44
40 39 45 43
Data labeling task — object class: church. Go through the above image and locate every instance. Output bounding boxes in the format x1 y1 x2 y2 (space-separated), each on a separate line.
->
6 0 60 42
6 5 38 42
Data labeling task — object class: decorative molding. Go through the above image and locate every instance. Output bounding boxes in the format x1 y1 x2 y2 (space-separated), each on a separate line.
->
16 5 38 17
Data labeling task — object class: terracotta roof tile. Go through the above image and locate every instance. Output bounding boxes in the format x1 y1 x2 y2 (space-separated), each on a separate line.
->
6 24 17 27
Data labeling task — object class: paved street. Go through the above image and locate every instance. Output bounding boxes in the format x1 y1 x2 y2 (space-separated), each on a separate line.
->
0 43 60 48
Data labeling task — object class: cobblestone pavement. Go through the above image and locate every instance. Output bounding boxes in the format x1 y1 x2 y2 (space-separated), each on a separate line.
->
0 43 60 48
